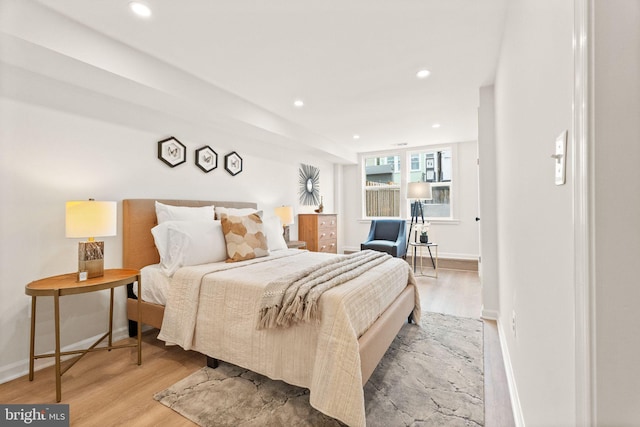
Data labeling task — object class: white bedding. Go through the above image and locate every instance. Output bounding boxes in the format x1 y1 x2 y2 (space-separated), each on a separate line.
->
156 249 420 427
136 264 171 305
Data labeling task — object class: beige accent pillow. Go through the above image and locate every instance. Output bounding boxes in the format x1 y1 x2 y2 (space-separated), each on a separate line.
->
220 213 269 262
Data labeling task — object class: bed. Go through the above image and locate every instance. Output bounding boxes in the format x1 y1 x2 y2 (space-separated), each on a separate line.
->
122 199 420 427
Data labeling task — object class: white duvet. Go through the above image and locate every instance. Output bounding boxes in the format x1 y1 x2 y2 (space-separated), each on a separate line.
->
157 249 420 427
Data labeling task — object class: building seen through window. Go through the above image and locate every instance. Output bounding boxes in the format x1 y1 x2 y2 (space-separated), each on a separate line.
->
410 149 451 218
364 155 400 217
363 148 452 219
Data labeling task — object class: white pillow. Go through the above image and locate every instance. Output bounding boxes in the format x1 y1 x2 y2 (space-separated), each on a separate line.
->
263 216 288 251
214 206 257 219
151 220 227 276
155 201 215 224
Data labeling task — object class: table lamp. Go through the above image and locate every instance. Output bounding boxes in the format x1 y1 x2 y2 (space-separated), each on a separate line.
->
274 206 294 242
65 200 117 281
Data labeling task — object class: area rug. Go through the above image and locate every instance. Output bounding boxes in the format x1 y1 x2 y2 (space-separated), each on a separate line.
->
154 312 484 426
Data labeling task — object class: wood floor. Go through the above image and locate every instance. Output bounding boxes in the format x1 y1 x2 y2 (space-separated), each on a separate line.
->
0 268 514 426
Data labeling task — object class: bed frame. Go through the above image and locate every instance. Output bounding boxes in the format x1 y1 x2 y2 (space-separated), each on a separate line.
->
122 198 415 385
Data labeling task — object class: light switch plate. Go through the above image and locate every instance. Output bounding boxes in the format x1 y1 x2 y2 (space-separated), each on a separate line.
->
554 131 567 185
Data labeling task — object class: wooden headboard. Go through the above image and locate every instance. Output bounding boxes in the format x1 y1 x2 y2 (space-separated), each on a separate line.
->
122 199 258 270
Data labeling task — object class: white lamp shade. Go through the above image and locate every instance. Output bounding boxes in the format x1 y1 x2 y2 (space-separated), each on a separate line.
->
66 200 117 238
407 182 433 200
274 206 294 226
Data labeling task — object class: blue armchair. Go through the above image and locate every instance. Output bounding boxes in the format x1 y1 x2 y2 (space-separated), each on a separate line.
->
360 219 407 258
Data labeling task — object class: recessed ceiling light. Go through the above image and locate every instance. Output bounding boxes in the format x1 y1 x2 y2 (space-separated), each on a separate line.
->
394 142 408 147
353 134 360 140
129 2 152 18
293 99 304 108
416 69 431 79
432 123 441 128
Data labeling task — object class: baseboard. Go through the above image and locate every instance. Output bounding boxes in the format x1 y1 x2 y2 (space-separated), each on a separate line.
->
407 255 478 271
481 308 499 320
0 326 130 385
496 318 526 427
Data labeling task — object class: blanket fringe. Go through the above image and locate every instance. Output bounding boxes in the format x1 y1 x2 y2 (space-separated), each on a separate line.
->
302 300 319 323
277 295 304 327
257 306 280 330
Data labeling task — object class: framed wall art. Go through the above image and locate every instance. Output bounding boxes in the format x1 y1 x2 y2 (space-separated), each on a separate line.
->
299 163 320 206
224 151 243 176
157 136 186 168
195 146 218 173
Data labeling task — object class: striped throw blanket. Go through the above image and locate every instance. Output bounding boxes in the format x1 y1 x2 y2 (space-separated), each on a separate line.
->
257 250 391 329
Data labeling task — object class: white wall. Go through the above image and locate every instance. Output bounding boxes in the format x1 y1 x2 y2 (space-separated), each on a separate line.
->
593 1 640 424
340 140 480 260
493 0 575 425
478 85 499 319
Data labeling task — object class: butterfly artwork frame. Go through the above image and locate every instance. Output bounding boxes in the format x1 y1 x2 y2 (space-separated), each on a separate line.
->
224 151 243 176
157 136 187 168
195 145 218 173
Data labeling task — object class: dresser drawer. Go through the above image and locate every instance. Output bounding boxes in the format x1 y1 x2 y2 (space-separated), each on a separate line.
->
318 216 337 229
298 214 338 253
318 228 337 241
318 239 337 253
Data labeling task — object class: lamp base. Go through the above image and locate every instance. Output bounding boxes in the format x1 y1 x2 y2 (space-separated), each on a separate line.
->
78 241 104 281
283 225 290 243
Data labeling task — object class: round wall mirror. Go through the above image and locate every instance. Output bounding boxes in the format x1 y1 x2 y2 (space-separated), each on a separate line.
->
299 164 320 206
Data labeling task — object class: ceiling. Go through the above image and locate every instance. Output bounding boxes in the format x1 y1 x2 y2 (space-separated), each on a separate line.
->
32 0 507 155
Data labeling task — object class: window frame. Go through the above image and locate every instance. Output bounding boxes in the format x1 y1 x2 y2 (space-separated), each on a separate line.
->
360 144 458 222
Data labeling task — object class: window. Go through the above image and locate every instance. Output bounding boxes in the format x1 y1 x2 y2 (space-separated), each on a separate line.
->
363 154 400 217
361 146 454 220
410 154 420 171
409 148 452 218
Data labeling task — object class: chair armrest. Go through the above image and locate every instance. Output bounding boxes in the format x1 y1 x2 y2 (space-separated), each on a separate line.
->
394 222 407 246
363 221 377 243
395 222 407 257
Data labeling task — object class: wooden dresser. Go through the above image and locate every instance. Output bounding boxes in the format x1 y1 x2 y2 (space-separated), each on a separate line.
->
298 214 337 253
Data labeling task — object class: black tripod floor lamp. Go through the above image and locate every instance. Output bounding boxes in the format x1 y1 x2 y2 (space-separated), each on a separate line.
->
406 181 433 254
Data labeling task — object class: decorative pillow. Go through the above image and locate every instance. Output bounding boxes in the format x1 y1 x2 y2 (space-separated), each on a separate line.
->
151 220 227 276
263 216 288 251
155 201 215 224
220 213 269 262
214 206 258 220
